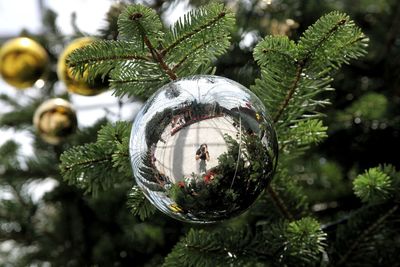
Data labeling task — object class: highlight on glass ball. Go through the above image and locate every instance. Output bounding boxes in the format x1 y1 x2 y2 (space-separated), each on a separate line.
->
130 75 278 223
57 37 108 96
0 37 48 89
33 98 77 145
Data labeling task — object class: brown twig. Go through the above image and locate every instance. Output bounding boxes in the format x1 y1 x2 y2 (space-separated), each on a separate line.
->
143 35 177 80
272 63 304 123
130 12 178 80
267 184 294 221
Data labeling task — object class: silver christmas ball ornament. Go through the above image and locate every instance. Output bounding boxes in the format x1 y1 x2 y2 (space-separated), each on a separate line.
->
130 75 278 223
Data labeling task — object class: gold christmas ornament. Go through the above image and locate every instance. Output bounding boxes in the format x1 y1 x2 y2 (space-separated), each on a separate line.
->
33 98 77 145
0 37 48 89
57 37 108 96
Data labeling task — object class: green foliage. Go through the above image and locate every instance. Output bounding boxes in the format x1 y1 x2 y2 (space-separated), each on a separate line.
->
59 122 132 196
118 4 163 45
330 165 400 266
281 119 328 162
252 170 310 221
353 167 393 203
290 119 328 146
163 2 235 77
11 2 386 266
252 11 367 134
283 217 327 264
127 186 156 220
163 227 267 267
337 92 388 122
67 3 235 99
249 11 367 226
297 11 368 71
0 140 20 168
0 98 40 129
332 204 399 267
295 157 350 203
98 2 127 40
163 217 326 267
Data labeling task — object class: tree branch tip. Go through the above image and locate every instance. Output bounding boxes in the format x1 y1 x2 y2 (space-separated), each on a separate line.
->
338 18 347 25
130 13 143 21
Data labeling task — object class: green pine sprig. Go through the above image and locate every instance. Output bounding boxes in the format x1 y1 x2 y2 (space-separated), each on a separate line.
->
250 11 367 222
353 167 393 204
67 3 235 99
127 185 156 220
59 121 131 196
252 11 368 137
163 217 326 267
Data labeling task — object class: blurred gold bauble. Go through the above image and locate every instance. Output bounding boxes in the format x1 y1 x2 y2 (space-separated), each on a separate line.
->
57 37 108 96
0 37 48 89
33 98 77 145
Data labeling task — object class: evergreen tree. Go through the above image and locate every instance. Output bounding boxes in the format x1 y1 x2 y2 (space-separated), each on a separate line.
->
1 1 399 266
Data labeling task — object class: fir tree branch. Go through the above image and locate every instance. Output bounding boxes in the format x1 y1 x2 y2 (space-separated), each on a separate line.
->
254 12 367 129
163 3 234 78
124 5 177 81
9 183 29 208
60 155 112 173
60 122 132 195
142 35 177 80
110 62 169 98
353 167 393 203
127 186 156 220
161 9 227 56
171 39 214 72
298 18 347 64
337 205 398 266
118 4 163 44
267 184 294 221
272 63 303 123
111 77 165 84
272 17 347 123
68 54 150 68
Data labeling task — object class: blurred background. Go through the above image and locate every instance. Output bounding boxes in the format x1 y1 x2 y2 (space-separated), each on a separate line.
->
0 0 399 265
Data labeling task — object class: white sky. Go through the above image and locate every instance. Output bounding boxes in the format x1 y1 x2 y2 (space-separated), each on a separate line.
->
0 0 113 35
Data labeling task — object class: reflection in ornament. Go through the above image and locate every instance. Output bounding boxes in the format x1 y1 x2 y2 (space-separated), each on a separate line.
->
0 37 48 89
130 75 278 223
57 37 108 96
33 98 77 145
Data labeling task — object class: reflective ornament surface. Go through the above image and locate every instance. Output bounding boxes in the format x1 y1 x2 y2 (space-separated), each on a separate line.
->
0 37 48 89
57 37 108 96
130 75 278 223
33 98 77 145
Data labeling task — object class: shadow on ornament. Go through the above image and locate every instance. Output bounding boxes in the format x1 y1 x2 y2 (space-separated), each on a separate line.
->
130 75 278 223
